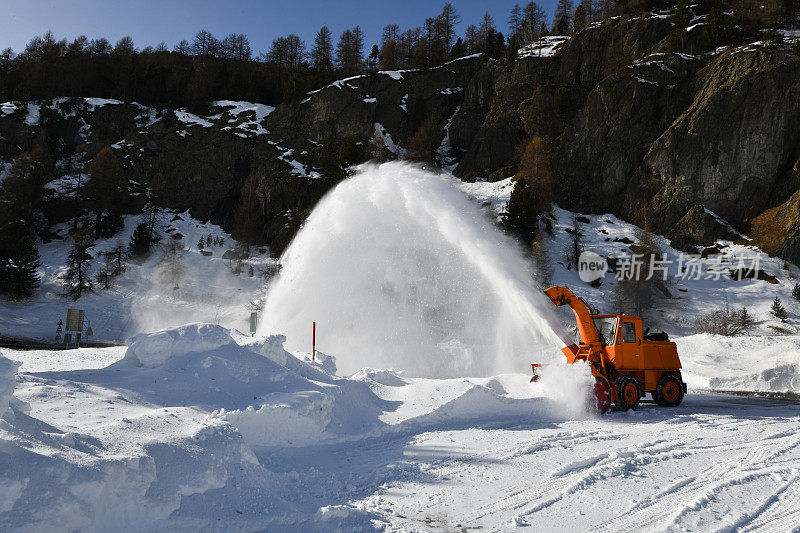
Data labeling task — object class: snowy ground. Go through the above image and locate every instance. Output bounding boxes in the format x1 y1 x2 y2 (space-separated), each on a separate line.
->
1 328 798 531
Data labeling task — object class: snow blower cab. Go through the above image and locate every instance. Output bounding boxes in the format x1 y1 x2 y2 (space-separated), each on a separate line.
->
535 286 686 412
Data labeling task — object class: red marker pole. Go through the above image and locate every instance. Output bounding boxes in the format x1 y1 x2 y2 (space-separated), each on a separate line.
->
312 321 316 362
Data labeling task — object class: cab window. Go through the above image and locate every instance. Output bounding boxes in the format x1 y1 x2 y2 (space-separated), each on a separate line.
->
593 318 617 346
622 322 637 343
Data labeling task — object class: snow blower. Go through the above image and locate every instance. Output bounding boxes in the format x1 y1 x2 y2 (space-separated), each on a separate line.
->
533 286 686 413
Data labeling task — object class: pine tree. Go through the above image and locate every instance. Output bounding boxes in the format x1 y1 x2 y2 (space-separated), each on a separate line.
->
503 177 540 246
437 2 461 57
1 146 53 236
367 44 380 73
206 234 213 247
771 296 788 320
738 307 754 334
792 283 800 301
63 235 93 300
191 30 217 56
129 221 153 258
568 215 584 270
2 236 42 301
667 0 691 53
197 237 205 250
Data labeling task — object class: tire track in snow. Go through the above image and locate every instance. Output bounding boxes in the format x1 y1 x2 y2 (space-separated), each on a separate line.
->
458 437 685 525
587 432 800 532
725 471 800 533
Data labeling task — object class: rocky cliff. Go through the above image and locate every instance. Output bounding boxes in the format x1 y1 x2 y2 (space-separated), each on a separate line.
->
2 11 799 260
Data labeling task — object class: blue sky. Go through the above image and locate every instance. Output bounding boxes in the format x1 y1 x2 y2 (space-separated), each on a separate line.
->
1 0 559 55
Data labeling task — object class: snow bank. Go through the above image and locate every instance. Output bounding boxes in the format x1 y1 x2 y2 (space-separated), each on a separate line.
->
124 323 236 368
0 352 28 420
677 333 800 393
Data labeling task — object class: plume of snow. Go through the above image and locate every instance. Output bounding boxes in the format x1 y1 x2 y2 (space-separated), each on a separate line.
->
259 162 570 377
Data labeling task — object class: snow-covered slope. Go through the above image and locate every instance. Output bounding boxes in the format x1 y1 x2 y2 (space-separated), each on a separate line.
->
0 210 274 343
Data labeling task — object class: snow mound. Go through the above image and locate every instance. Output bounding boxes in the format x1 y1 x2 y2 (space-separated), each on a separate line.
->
710 363 800 393
677 334 800 393
124 323 235 368
0 352 27 419
214 390 334 447
351 368 408 387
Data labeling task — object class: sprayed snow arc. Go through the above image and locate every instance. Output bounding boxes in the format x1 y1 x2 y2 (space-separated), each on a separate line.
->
260 162 570 377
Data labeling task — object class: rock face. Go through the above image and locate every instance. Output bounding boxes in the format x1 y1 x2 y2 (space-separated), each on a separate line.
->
644 49 800 232
665 205 743 252
2 14 800 261
447 16 800 259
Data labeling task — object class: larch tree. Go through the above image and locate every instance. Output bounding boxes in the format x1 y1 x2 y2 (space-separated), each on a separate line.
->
437 2 461 57
336 27 364 76
233 175 263 250
85 146 127 238
311 26 334 72
509 4 524 41
380 24 400 70
191 30 217 56
553 0 575 34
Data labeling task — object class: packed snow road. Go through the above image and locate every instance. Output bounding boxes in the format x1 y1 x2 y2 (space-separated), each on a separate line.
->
346 394 800 532
1 329 799 531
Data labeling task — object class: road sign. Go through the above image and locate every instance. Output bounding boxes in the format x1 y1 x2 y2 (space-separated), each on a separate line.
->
56 325 62 333
65 309 85 332
249 312 258 336
57 319 63 326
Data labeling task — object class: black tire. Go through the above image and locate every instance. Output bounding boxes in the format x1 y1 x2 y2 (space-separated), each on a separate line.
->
654 374 685 407
615 375 641 410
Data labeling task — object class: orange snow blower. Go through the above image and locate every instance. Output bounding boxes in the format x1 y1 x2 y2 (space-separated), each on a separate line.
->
533 286 686 412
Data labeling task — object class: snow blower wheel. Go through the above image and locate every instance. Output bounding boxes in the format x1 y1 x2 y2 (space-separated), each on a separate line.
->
654 375 684 407
615 375 641 410
594 377 611 414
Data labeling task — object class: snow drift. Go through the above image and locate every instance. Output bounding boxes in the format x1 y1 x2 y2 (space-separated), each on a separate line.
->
259 162 570 378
